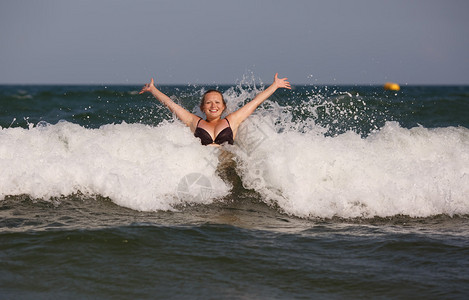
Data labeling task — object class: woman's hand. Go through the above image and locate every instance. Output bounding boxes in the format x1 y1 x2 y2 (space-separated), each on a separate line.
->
273 73 291 90
139 78 157 94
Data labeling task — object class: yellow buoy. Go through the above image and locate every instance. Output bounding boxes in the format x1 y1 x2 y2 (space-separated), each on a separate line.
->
384 82 400 91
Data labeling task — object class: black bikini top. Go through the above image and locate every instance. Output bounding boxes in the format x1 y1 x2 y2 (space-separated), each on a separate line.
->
194 118 234 145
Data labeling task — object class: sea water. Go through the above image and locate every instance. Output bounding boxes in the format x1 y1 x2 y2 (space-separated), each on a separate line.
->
1 81 468 298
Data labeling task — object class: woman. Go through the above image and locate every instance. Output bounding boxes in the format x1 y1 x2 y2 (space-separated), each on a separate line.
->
139 73 291 146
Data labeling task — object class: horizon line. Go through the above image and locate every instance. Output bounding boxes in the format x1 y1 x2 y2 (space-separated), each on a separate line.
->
1 82 468 87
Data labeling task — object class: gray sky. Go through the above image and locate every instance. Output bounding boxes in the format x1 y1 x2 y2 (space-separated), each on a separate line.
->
1 0 468 85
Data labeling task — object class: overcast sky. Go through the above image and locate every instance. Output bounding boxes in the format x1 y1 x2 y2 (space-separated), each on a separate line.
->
1 0 468 85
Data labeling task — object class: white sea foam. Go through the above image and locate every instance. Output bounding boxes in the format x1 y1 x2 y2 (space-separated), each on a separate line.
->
2 117 468 218
0 121 230 211
232 114 469 218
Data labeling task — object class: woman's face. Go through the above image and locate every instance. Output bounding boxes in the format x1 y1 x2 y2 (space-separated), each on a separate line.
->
202 92 225 119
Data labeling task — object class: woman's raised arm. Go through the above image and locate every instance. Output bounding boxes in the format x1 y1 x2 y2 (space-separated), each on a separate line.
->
140 78 199 131
227 73 291 130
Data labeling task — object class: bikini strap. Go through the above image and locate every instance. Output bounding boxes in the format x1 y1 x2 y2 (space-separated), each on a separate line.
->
196 118 203 127
225 118 231 127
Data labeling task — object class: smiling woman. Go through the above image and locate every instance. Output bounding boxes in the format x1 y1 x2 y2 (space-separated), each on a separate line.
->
139 73 291 146
195 90 233 145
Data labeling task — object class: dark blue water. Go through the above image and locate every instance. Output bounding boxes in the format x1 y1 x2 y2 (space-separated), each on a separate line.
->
2 84 468 131
1 83 469 298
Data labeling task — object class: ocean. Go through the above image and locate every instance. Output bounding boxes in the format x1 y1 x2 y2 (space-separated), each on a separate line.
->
1 80 468 299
